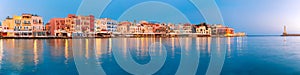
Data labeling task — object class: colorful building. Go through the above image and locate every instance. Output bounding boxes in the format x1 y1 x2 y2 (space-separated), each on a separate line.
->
225 27 234 36
21 14 32 31
77 15 94 33
94 18 117 34
182 23 193 33
140 21 155 34
211 24 235 36
31 14 45 36
13 16 22 32
49 18 67 36
117 21 131 34
129 24 144 33
1 16 15 36
65 14 77 33
195 23 211 35
47 14 95 37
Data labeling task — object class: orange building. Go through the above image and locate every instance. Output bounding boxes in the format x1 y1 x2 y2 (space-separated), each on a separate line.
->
225 27 234 36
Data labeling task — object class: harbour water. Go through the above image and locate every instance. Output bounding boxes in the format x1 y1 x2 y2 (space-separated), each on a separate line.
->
0 36 300 75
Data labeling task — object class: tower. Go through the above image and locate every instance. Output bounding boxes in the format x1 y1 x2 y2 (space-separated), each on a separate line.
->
283 25 287 35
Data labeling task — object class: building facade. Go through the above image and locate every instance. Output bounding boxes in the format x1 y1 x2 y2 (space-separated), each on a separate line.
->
117 21 131 34
129 24 144 34
49 18 67 36
94 18 117 34
195 23 211 35
31 15 45 36
182 23 193 33
1 16 15 36
47 14 95 37
211 24 234 36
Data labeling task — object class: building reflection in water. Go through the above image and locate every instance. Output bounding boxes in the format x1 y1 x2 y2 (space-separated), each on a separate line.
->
0 37 250 74
95 39 102 59
65 39 69 64
227 37 232 58
0 39 3 70
171 37 175 58
85 39 89 59
7 39 24 72
236 37 243 51
123 38 127 57
33 40 39 66
208 37 211 54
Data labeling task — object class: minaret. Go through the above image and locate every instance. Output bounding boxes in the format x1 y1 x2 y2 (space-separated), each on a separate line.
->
283 25 287 35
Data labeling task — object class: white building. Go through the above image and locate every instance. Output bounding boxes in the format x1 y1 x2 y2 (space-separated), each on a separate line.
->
177 23 192 33
129 24 144 34
195 24 211 35
31 15 45 36
94 18 117 34
117 21 131 34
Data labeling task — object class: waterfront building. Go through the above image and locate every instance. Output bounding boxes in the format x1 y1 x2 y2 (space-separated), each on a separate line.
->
152 23 166 33
65 14 77 33
166 23 175 33
182 23 193 33
31 14 45 36
76 15 95 36
94 19 102 33
117 21 131 34
172 24 182 34
106 19 117 33
47 14 94 37
1 16 15 36
45 23 51 35
94 18 117 34
13 16 22 34
225 27 234 36
211 24 234 36
129 24 144 33
140 21 155 34
195 23 211 35
1 14 45 37
20 14 32 31
48 18 67 36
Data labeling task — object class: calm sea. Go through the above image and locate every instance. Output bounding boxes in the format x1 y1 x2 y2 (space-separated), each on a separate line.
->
0 36 300 75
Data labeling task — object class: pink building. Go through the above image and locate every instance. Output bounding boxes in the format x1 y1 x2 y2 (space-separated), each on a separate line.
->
47 14 95 37
31 15 44 36
48 18 66 36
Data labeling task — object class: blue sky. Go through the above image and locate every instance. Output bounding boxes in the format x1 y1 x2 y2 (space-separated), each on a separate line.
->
0 0 300 35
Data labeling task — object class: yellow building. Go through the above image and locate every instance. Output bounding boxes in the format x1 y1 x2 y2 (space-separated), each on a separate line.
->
1 16 16 36
13 16 22 31
21 13 32 31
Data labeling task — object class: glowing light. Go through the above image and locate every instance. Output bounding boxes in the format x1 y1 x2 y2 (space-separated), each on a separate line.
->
33 40 39 66
65 39 69 64
85 39 89 59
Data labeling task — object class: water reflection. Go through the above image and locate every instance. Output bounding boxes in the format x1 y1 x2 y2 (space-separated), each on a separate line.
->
72 37 244 74
1 37 300 75
0 39 76 74
0 40 3 70
0 37 250 74
33 40 38 66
